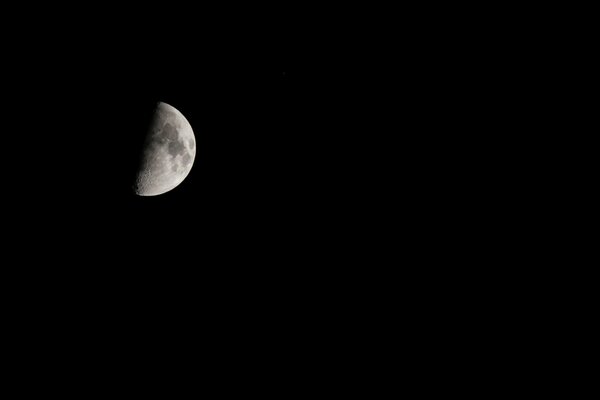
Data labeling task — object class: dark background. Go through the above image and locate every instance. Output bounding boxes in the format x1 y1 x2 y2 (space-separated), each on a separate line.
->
2 11 412 383
3 10 387 316
0 5 569 395
2 8 487 304
1 6 517 386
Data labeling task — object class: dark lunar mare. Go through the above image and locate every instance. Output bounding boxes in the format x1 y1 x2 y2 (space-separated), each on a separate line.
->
147 119 186 160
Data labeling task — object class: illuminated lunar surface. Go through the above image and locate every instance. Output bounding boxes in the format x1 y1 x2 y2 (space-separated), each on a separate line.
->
134 102 195 196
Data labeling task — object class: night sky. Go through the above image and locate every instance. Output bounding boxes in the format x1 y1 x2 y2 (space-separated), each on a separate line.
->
0 4 528 392
2 10 419 299
3 11 363 304
1 6 466 309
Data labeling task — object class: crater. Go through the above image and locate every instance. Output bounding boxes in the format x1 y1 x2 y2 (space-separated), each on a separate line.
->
182 152 191 167
189 139 195 150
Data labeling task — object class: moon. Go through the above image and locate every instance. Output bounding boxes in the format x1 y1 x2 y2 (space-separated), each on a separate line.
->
134 102 196 196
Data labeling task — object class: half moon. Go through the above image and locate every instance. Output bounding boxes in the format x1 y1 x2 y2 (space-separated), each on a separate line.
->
134 102 196 196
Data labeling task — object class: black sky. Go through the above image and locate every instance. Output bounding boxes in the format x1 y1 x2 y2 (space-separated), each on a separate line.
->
0 4 548 392
0 7 527 391
3 10 360 295
2 3 491 294
4 12 448 275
